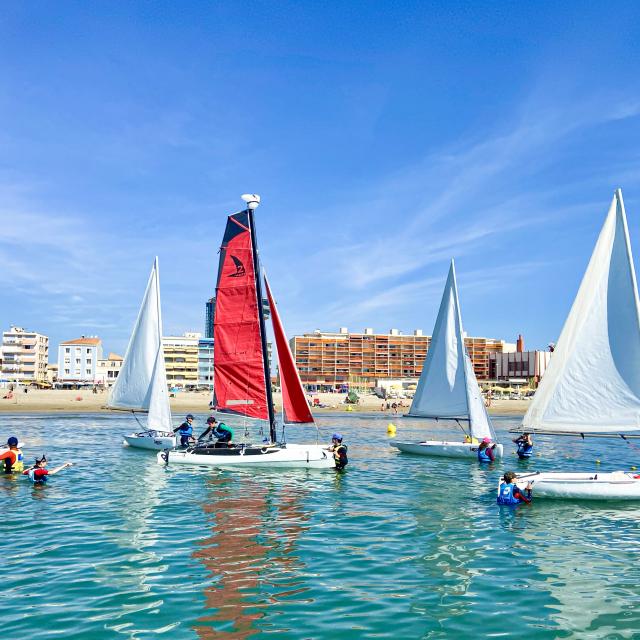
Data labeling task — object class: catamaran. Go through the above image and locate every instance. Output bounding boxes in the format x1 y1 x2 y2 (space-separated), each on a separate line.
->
108 258 175 451
509 189 640 499
391 260 503 459
159 194 334 469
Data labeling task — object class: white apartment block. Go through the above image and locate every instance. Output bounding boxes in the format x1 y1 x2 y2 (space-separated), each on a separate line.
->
58 336 103 382
0 326 49 383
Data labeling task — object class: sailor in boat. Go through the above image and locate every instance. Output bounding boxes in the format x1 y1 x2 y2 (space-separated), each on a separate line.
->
477 437 498 463
497 471 532 505
327 433 348 470
513 433 534 460
174 414 195 447
0 437 24 473
22 455 73 485
197 417 234 447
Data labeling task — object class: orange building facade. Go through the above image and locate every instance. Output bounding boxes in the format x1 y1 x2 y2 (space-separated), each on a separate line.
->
289 328 514 391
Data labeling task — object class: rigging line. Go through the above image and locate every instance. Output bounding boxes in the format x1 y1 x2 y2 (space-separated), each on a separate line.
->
508 429 640 440
620 434 640 452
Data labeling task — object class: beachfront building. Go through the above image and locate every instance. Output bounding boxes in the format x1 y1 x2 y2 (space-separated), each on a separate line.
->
198 338 214 390
45 363 58 385
489 334 552 384
205 297 215 339
57 336 103 382
95 353 124 387
163 332 200 388
0 326 49 384
290 328 515 392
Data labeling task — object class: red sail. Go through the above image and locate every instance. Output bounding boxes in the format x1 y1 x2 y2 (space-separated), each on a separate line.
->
212 212 269 420
264 277 314 424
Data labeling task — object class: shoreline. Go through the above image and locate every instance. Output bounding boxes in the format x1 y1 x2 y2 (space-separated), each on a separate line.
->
0 389 529 417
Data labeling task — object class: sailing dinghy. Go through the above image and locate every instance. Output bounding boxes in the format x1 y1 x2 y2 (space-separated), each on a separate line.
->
108 258 175 451
159 195 334 469
391 260 503 459
510 189 640 499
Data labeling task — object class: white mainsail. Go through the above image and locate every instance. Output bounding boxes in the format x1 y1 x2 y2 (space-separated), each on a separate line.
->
108 257 172 431
408 260 495 440
523 189 640 433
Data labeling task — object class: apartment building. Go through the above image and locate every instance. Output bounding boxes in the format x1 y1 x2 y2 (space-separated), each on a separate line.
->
95 353 124 386
0 326 49 383
198 338 214 390
58 336 103 382
489 335 551 383
163 332 200 388
290 328 515 391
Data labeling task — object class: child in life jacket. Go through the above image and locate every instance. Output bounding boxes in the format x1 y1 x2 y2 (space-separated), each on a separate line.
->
23 455 73 484
497 471 532 505
513 433 534 459
328 433 348 470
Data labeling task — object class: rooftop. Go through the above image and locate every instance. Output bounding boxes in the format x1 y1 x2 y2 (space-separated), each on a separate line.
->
61 337 102 345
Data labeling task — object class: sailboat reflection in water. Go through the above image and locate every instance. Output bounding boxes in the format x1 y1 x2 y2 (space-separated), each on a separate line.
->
160 195 334 469
192 475 310 639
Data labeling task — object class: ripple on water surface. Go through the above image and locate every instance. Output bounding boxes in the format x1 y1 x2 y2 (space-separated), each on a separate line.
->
2 413 640 639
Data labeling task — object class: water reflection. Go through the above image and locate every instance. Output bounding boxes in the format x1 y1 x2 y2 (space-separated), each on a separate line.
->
193 473 310 638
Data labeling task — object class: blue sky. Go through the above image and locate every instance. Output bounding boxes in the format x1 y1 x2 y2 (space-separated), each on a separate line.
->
1 1 640 358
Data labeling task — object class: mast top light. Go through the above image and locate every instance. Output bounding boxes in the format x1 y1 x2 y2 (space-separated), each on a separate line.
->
241 194 261 210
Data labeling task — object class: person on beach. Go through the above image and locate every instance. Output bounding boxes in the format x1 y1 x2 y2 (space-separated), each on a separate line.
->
497 471 532 505
513 433 534 459
0 437 24 473
197 417 234 446
174 414 195 447
327 433 348 470
477 437 497 463
23 455 73 485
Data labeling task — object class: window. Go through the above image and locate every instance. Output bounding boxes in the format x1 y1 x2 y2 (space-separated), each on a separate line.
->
86 348 91 354
64 358 70 364
86 369 91 375
76 359 81 365
75 369 80 374
65 348 70 354
86 359 92 365
64 369 70 375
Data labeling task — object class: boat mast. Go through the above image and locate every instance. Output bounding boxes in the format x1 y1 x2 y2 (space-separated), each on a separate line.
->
243 194 277 443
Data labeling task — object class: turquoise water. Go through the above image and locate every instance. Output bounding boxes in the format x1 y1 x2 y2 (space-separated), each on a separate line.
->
2 413 640 639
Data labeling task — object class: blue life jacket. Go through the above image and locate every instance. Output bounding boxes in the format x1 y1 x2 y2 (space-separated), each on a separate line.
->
517 442 533 458
178 422 193 436
27 468 47 485
477 447 492 463
497 482 522 505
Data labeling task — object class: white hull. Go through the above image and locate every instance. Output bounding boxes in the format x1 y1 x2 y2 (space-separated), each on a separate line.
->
390 440 504 459
124 432 176 451
158 442 335 469
513 471 640 500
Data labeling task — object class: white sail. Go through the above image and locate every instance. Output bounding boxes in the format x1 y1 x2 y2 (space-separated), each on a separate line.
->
523 189 640 433
108 258 172 430
408 260 495 439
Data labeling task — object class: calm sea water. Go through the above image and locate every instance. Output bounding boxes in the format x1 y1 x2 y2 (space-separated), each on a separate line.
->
2 412 640 639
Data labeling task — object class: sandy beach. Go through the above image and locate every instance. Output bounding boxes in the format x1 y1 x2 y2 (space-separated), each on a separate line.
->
0 388 529 416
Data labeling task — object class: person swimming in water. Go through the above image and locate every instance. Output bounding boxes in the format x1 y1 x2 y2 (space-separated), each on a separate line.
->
497 471 532 505
513 433 534 459
477 437 497 463
328 433 348 470
0 436 24 473
22 455 73 484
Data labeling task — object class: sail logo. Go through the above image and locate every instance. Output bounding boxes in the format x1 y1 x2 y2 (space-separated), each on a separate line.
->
229 255 246 277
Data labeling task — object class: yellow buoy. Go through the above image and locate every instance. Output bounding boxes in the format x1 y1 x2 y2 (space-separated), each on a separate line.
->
387 422 396 436
595 459 601 464
631 466 637 471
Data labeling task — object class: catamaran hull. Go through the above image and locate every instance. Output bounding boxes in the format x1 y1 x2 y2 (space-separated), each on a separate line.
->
158 443 335 469
391 440 504 459
513 472 640 500
124 433 176 451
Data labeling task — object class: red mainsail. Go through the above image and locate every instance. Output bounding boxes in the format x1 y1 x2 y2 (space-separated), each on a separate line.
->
264 277 314 424
212 212 269 420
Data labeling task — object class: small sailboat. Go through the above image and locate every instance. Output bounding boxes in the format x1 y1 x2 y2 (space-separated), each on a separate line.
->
159 195 334 469
109 258 175 451
510 189 640 499
391 260 503 459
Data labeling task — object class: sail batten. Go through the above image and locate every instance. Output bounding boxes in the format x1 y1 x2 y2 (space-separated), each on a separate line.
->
408 260 494 439
264 276 314 425
523 190 640 433
108 258 172 430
